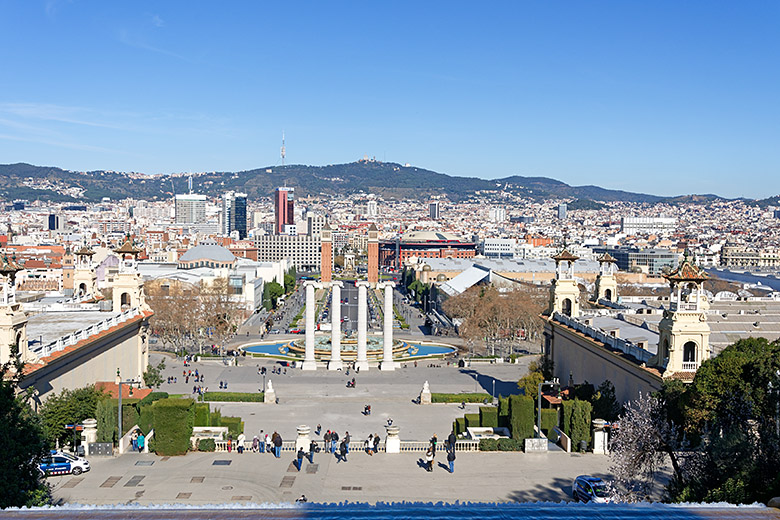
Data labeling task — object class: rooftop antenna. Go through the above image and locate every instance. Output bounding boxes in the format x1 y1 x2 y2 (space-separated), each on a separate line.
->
280 131 286 166
188 175 193 194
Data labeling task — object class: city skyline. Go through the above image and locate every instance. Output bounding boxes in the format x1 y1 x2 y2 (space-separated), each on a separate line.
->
1 2 779 198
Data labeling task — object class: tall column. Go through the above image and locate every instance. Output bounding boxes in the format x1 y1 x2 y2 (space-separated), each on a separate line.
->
329 282 343 371
302 281 318 370
355 281 369 371
380 282 396 371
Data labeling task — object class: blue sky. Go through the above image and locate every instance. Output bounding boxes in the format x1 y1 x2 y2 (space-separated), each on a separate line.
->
1 1 779 198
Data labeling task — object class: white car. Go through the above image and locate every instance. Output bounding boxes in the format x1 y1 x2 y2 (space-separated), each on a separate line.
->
38 451 90 476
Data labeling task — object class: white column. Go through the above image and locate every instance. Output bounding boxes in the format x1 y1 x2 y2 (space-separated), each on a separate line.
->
380 282 396 371
355 281 369 371
329 282 343 371
302 281 318 370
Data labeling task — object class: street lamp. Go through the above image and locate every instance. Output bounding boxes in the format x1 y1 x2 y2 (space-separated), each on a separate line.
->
537 378 560 439
116 368 140 453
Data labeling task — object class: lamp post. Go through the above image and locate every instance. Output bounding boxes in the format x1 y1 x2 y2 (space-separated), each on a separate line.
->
537 378 560 439
116 369 140 453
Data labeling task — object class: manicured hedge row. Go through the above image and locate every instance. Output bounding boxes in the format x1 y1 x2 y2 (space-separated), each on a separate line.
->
139 392 169 406
220 416 244 437
479 406 498 428
202 392 264 402
498 396 510 428
464 413 480 428
540 408 559 441
509 395 534 442
454 417 466 436
478 437 523 451
431 393 491 403
193 403 210 427
151 398 195 456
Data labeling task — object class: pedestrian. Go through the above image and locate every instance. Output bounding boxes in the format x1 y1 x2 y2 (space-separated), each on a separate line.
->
309 439 317 463
137 432 145 452
265 432 271 454
339 439 348 462
259 430 265 453
373 433 380 454
324 430 331 452
273 431 282 458
447 449 456 473
331 431 339 453
252 436 259 453
430 433 438 456
365 434 373 455
131 431 138 452
237 433 246 454
316 424 322 436
344 431 351 454
297 447 305 471
425 447 434 472
448 431 457 452
227 434 233 453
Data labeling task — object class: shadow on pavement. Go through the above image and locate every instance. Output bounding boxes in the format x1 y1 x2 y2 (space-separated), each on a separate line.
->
459 369 522 397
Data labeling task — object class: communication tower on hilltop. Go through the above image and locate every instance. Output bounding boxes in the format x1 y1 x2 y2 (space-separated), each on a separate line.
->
281 131 286 166
188 175 193 194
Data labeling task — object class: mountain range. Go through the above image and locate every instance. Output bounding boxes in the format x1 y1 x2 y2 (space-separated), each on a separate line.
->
0 161 763 205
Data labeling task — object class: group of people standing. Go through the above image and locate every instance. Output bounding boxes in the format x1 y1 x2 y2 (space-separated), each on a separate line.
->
424 432 457 473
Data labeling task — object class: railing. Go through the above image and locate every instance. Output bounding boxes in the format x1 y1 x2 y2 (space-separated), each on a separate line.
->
211 439 478 453
30 307 142 358
553 312 654 364
681 362 698 371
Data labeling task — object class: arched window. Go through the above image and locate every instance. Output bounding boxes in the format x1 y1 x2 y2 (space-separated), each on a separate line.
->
683 341 697 363
604 288 612 301
120 292 131 310
562 298 572 317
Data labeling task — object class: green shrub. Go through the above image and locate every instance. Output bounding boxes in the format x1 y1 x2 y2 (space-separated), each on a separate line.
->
455 417 466 436
220 416 244 437
464 413 480 428
540 408 559 440
122 403 140 434
96 399 116 444
498 396 510 428
139 392 169 406
197 438 216 452
562 399 592 450
431 393 491 403
479 406 498 428
138 405 154 435
193 403 210 427
498 438 522 451
202 392 264 402
151 398 194 456
509 395 534 441
479 438 498 451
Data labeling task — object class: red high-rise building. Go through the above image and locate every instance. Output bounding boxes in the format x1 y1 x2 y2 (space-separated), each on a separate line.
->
274 187 295 235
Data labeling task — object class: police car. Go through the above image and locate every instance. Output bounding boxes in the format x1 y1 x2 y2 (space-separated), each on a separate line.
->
38 451 90 476
571 475 609 503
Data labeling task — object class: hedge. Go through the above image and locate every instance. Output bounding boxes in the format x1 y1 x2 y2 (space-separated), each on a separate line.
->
202 392 264 402
509 395 534 442
151 398 195 456
197 438 216 452
138 405 154 435
479 438 498 451
498 396 510 428
454 417 466 436
497 438 523 451
220 416 244 438
138 392 169 406
562 399 592 451
431 393 491 403
464 413 481 429
193 403 210 427
95 398 141 443
479 406 498 428
540 408 559 440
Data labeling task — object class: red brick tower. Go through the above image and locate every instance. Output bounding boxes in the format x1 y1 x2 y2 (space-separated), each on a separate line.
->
320 223 332 284
368 223 379 285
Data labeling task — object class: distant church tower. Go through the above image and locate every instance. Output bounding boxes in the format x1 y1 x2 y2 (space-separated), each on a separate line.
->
649 254 710 380
549 249 580 318
112 239 147 313
72 244 98 299
367 223 379 286
594 252 618 303
0 254 30 367
320 223 333 285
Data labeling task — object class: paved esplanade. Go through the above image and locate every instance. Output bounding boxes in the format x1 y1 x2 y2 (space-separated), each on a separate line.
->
329 281 343 370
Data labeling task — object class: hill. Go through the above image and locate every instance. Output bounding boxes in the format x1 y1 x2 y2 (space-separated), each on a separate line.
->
0 160 729 204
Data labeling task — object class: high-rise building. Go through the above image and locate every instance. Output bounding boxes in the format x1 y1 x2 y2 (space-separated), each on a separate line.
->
222 192 248 238
557 203 568 220
367 200 378 218
429 201 441 220
174 194 207 224
774 210 780 220
274 187 295 235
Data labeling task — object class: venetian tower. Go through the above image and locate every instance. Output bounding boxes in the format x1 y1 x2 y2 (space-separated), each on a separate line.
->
549 249 580 318
0 254 30 367
594 252 618 303
649 253 710 380
72 244 98 299
320 223 332 285
367 223 379 286
112 238 147 313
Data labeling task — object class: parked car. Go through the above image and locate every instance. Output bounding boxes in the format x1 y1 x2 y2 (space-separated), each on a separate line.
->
38 451 90 476
571 475 609 503
289 328 303 334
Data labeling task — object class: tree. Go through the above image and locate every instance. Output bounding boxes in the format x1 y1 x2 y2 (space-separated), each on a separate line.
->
39 385 106 449
145 279 200 353
591 380 622 422
199 277 246 349
283 273 296 293
265 281 284 308
0 345 51 508
518 370 544 400
142 359 166 389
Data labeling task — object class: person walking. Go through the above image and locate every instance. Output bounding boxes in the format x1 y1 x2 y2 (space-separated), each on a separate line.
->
137 432 145 453
425 447 434 472
339 439 348 463
296 447 305 471
309 439 317 463
373 433 380 454
131 431 138 452
447 431 457 453
447 449 456 473
344 431 351 454
273 431 283 458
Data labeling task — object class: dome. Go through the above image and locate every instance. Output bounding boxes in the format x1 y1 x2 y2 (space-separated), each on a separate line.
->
179 245 236 263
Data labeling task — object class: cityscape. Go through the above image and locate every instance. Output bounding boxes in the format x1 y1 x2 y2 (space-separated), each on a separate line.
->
1 2 780 519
